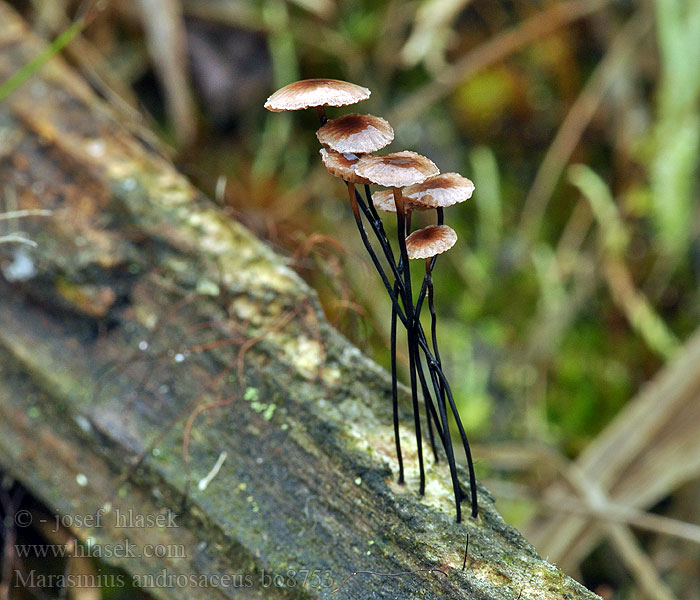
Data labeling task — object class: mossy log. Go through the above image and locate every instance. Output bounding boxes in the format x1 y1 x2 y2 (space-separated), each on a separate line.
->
0 4 600 599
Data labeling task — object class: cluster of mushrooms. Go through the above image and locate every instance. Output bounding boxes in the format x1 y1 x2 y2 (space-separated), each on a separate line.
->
265 79 477 522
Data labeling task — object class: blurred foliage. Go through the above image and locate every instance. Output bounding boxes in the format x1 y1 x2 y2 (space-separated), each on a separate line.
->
3 0 700 597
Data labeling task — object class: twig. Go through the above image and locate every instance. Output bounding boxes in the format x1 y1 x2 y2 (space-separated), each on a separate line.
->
0 209 52 221
0 235 37 247
486 478 700 545
462 534 470 571
198 451 228 491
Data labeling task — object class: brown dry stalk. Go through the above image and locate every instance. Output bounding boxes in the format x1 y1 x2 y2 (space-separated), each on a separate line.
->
518 12 651 242
389 0 610 124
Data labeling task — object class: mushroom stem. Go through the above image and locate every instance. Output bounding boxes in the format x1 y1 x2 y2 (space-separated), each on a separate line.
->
390 280 404 484
399 253 441 465
435 360 478 519
357 187 406 299
394 187 425 496
347 183 407 326
365 184 381 223
422 257 462 517
408 232 478 519
417 335 479 520
356 186 442 476
411 253 462 518
315 106 327 125
357 185 477 518
347 180 361 220
413 339 444 462
399 203 442 463
426 260 443 370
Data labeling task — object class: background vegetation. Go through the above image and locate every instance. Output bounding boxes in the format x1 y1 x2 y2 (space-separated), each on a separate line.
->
2 0 699 599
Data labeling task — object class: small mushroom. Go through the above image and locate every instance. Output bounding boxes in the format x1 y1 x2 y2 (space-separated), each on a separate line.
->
371 190 427 214
264 77 478 522
316 114 394 154
264 78 370 123
402 172 474 209
354 151 438 189
319 148 371 185
405 224 457 259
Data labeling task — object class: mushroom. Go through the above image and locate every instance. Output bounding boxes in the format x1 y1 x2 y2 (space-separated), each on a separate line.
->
316 114 394 154
264 78 370 124
374 172 474 230
354 151 438 188
319 148 371 187
371 190 427 214
263 82 479 522
405 224 457 259
355 151 439 258
402 172 475 209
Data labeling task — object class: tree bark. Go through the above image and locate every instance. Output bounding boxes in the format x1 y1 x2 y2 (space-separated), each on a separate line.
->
0 4 600 599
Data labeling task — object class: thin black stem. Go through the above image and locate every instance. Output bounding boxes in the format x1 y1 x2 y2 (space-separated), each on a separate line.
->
420 344 479 519
354 185 440 479
315 106 327 125
365 184 382 224
414 209 442 318
357 188 407 300
421 259 461 519
402 210 442 463
413 255 459 516
398 257 443 467
406 264 440 465
394 188 425 496
427 264 443 369
412 330 439 463
413 341 444 458
409 314 478 519
351 184 476 518
390 279 404 484
440 368 478 519
348 184 407 326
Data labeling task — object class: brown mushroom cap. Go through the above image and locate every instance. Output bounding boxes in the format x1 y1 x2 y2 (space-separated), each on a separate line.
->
355 151 439 188
403 172 475 208
405 225 457 259
319 148 371 184
316 114 394 154
264 79 371 112
372 190 428 213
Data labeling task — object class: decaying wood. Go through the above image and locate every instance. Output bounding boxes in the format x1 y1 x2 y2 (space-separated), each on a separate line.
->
0 4 600 599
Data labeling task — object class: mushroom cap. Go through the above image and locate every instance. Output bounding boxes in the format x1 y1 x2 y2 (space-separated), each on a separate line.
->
316 114 394 154
319 148 371 184
405 225 457 259
355 151 439 188
372 190 428 213
264 79 371 111
403 172 475 208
